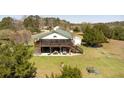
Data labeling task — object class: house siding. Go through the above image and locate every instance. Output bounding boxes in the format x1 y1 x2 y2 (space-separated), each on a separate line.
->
42 33 68 39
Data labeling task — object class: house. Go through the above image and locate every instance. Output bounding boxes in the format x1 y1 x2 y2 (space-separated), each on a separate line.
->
32 27 82 55
73 36 82 45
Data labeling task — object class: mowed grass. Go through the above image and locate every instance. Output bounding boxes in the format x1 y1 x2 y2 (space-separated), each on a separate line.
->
30 40 124 78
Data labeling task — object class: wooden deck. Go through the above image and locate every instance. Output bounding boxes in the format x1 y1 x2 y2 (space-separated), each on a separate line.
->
36 39 73 47
34 39 82 54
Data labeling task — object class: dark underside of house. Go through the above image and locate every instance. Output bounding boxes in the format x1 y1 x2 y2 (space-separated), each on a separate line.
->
34 39 79 54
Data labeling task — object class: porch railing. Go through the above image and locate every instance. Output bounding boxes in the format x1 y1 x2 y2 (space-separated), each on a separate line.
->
40 39 73 46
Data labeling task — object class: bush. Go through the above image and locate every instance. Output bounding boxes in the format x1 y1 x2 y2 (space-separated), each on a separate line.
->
47 65 82 78
60 65 82 78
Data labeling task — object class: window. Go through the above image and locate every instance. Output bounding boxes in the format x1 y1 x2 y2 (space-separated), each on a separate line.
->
53 35 57 38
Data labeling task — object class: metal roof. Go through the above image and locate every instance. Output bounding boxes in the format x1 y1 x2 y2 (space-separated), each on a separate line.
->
32 28 73 41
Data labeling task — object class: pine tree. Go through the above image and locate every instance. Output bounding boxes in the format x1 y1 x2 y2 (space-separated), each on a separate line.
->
83 26 107 47
23 15 40 32
94 23 112 38
0 43 36 78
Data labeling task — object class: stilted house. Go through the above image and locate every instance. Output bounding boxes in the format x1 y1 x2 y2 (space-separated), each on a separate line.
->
33 27 82 55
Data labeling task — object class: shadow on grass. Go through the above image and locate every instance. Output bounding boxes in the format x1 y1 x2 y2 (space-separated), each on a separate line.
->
82 43 103 48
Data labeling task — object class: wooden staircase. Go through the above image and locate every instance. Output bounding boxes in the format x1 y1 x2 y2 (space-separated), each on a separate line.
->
71 46 83 54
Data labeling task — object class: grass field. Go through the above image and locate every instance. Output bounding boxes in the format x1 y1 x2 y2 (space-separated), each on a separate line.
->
30 40 124 78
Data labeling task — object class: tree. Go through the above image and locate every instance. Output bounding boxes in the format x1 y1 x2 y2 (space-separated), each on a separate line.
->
80 23 92 32
55 18 60 26
10 31 23 44
13 20 25 31
112 26 124 40
10 30 31 45
83 26 107 47
23 15 40 32
0 43 36 78
73 26 80 32
21 30 32 45
94 23 112 38
47 65 82 78
0 17 15 30
0 29 13 45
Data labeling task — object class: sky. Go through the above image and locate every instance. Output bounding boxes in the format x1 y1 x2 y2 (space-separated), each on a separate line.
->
0 15 124 23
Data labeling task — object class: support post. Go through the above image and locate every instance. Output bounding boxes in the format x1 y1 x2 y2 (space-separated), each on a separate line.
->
41 47 42 54
69 48 71 55
60 47 61 54
50 47 52 54
41 47 43 54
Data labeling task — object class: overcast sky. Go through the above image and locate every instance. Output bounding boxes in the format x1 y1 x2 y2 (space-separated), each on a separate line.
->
0 15 124 23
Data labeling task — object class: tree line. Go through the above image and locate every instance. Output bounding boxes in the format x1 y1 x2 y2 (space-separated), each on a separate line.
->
0 15 124 48
0 15 124 40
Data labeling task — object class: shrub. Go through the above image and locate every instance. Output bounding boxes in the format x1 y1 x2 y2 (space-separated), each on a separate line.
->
60 65 82 78
46 65 82 78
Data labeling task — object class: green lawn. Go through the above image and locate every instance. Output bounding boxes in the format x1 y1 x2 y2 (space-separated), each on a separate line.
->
30 40 124 78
